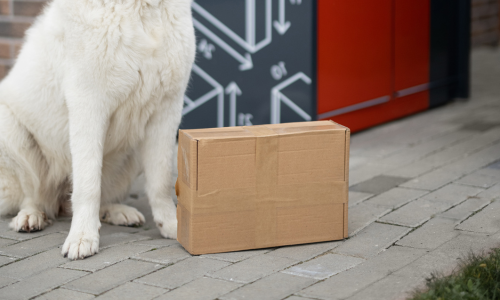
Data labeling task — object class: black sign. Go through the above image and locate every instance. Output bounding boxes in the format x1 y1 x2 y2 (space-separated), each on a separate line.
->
181 0 316 129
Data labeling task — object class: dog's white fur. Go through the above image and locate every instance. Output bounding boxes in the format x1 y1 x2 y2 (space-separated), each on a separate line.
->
0 0 195 260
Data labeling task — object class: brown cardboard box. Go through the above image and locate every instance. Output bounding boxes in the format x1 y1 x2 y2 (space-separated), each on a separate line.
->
176 120 350 255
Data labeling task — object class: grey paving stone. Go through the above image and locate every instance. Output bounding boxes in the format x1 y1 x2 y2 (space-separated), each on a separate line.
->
0 233 66 258
155 277 241 300
98 223 141 236
348 191 374 207
488 160 500 169
61 243 156 272
63 259 162 295
349 163 395 187
0 248 68 279
379 198 450 227
474 182 500 201
396 217 460 249
0 220 71 242
0 276 17 289
220 272 317 300
0 238 15 247
201 249 270 263
34 288 95 300
0 267 88 300
132 238 178 248
348 203 391 236
99 233 150 249
350 175 410 195
282 254 364 280
285 297 316 300
135 257 231 289
439 195 492 221
0 255 17 267
133 243 191 265
385 160 436 178
401 168 463 191
209 254 297 284
460 121 500 132
420 183 484 205
298 246 427 300
269 241 342 261
456 168 500 188
333 223 411 259
96 282 167 300
442 141 500 176
456 200 500 234
346 273 424 300
365 187 428 209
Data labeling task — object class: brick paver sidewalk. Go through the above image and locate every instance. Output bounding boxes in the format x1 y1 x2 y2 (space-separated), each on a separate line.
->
1 48 500 300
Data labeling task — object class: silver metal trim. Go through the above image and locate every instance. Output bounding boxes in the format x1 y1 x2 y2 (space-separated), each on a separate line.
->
395 83 429 98
317 95 390 120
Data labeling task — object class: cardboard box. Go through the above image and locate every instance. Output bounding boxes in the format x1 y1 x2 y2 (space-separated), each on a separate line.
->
176 121 350 255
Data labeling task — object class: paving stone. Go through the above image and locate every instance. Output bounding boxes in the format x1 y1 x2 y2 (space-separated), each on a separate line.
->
209 254 297 284
442 141 500 176
98 223 141 236
268 241 342 261
99 233 150 249
346 273 424 300
488 160 500 169
285 297 316 300
456 200 500 234
0 276 17 289
380 199 450 227
0 238 15 247
61 243 155 272
64 259 161 295
34 288 95 300
350 175 410 195
401 168 463 191
333 223 411 259
298 246 427 300
349 163 395 187
282 254 364 280
96 282 167 300
132 238 178 248
439 195 492 221
420 183 484 205
0 255 17 267
220 272 317 300
365 187 427 209
155 277 241 300
348 203 391 236
0 267 88 300
133 243 191 265
135 257 231 289
202 249 271 263
0 220 71 242
474 182 500 201
0 233 66 258
456 168 500 188
385 160 436 178
396 217 460 249
348 191 374 207
461 121 500 132
0 248 67 279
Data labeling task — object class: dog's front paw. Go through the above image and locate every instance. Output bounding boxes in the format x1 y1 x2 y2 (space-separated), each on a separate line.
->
62 230 100 260
100 204 145 227
156 219 177 239
9 209 52 232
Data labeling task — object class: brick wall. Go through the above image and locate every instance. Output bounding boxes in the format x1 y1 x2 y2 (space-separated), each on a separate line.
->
0 1 497 81
0 0 45 79
471 0 500 46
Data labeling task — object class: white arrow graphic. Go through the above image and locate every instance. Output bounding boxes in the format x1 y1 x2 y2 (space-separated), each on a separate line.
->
271 72 312 124
193 19 253 71
274 0 291 35
225 82 242 127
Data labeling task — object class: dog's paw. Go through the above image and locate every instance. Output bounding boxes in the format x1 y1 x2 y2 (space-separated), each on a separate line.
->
62 230 100 260
156 219 177 239
9 209 52 232
100 204 145 227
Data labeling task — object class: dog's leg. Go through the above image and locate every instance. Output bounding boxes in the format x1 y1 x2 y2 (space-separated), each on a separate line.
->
61 95 108 260
141 99 182 239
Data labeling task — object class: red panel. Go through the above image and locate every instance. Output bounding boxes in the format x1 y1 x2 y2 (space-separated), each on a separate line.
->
324 91 429 132
317 0 393 114
394 0 430 90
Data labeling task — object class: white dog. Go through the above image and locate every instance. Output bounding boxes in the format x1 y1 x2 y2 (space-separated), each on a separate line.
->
0 0 195 260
